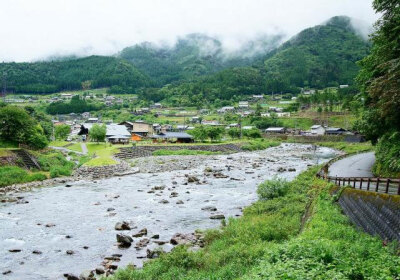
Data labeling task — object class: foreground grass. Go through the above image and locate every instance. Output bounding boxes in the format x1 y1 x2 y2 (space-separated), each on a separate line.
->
152 149 220 156
316 141 374 154
109 168 399 280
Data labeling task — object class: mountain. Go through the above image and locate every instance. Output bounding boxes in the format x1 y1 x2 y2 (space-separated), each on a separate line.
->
263 16 370 90
118 33 282 86
143 16 371 106
0 56 151 94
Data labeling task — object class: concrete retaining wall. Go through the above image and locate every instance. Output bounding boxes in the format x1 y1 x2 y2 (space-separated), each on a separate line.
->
337 188 400 241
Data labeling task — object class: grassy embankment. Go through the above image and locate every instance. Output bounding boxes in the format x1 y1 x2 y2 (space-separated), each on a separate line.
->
315 141 374 154
0 149 76 187
108 167 400 280
83 143 122 166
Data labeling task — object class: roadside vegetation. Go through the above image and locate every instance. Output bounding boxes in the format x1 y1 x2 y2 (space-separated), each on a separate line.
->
315 141 374 154
109 167 400 280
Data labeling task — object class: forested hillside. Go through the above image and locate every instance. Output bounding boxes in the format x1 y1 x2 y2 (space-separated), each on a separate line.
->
0 16 369 99
263 16 370 91
119 33 282 86
0 56 151 94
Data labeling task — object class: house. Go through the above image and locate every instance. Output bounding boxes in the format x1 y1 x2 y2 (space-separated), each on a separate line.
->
325 127 347 135
191 116 201 123
310 125 326 135
201 120 219 126
269 107 283 113
276 112 290 117
61 93 73 99
176 125 189 131
242 126 255 130
119 121 154 137
339 85 349 89
217 106 235 114
150 103 162 109
238 101 249 109
151 132 194 143
86 118 99 123
81 112 90 119
265 127 286 134
252 95 264 101
131 134 143 141
78 123 131 144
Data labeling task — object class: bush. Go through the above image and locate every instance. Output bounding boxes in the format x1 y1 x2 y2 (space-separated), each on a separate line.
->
50 166 72 178
257 178 290 200
374 132 400 177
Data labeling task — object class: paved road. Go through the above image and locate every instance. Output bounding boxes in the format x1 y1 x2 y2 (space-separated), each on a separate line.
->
81 143 88 155
329 152 375 178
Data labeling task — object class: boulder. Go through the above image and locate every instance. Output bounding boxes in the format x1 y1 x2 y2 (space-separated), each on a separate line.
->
147 248 164 259
176 200 184 204
116 234 133 248
66 250 74 255
170 192 178 197
159 199 169 204
132 228 147 237
152 185 166 191
201 206 217 211
151 234 160 239
79 270 95 280
95 267 105 275
63 273 79 280
186 175 199 183
135 238 150 248
32 250 42 254
8 249 21 253
107 208 115 212
170 233 197 246
210 214 225 220
115 221 131 231
288 168 296 172
277 167 286 172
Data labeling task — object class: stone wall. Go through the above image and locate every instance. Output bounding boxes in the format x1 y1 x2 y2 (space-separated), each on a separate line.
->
74 161 133 179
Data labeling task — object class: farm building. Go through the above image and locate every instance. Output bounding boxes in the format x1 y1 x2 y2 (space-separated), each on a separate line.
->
151 132 194 143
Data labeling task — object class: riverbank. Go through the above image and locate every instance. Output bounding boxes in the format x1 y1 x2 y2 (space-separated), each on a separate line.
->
0 144 337 279
109 167 400 280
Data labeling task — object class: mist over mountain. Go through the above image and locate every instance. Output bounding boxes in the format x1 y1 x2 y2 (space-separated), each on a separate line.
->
118 33 284 86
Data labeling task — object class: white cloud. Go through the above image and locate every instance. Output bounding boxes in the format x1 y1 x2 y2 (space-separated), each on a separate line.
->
0 0 378 62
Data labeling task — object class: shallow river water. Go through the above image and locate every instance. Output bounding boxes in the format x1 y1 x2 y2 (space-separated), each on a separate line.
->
0 144 337 279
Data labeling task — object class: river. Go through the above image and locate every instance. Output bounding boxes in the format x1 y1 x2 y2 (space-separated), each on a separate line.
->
0 144 337 279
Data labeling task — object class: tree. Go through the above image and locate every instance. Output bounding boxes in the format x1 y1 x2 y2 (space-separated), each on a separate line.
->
206 126 224 142
89 124 106 143
188 126 208 142
0 105 48 149
228 128 240 139
0 105 35 143
55 124 71 140
243 128 262 138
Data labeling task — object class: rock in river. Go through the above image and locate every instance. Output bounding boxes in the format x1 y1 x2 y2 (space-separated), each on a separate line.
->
132 228 147 237
115 221 131 230
116 234 133 247
210 214 225 219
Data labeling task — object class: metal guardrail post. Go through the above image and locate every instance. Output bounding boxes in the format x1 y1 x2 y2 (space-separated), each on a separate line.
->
385 179 390 194
376 178 380 192
360 178 363 189
367 178 370 191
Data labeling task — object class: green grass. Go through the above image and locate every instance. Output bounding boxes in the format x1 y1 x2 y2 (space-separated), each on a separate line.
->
84 157 117 166
0 141 18 148
108 168 400 280
82 142 125 166
316 141 374 154
49 141 70 147
36 150 75 178
152 149 220 156
241 139 281 151
0 166 47 187
0 148 14 157
67 143 83 153
279 117 313 130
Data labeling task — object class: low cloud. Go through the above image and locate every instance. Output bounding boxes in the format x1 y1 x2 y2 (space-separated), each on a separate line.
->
0 0 378 62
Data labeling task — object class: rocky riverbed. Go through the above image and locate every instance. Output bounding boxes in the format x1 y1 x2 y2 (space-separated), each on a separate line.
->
0 143 337 279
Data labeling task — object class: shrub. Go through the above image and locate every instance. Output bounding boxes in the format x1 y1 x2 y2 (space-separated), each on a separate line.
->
242 139 281 151
50 166 72 178
257 178 290 200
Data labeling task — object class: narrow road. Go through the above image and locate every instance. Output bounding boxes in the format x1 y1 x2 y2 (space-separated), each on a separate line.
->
81 143 88 155
329 152 375 177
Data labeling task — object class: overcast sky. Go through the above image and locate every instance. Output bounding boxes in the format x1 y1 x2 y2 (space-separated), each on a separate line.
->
0 0 378 62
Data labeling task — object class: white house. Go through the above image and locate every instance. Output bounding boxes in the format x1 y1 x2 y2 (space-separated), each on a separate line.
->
310 125 326 135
